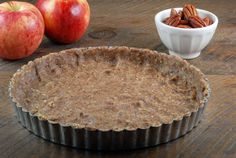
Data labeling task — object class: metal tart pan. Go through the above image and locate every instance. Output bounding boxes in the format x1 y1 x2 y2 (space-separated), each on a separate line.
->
11 101 208 150
9 46 210 150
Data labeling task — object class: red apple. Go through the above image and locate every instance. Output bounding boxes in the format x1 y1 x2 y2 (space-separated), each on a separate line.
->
36 0 90 44
0 1 44 60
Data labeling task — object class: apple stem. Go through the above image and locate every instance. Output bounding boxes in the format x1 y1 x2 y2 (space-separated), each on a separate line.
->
7 1 20 11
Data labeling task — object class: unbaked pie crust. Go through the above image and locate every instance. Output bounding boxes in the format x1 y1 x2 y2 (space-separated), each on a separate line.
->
9 46 210 150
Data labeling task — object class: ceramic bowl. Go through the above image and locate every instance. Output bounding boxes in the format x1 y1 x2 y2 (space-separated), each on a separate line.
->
155 8 218 59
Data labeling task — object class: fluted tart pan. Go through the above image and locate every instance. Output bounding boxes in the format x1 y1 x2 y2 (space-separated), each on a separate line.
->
9 46 210 150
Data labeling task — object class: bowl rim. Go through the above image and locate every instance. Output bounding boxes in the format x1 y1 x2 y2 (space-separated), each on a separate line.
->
154 8 218 32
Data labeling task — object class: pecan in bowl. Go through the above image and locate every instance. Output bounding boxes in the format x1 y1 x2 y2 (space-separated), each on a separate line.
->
163 4 214 29
155 5 218 59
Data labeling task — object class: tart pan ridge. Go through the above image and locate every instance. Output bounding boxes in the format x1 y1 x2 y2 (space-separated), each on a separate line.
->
9 46 210 150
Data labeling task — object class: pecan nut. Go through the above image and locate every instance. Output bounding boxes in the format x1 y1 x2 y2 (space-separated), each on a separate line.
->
183 4 198 19
178 10 184 19
165 14 181 27
179 20 189 25
189 16 206 28
177 24 192 28
163 17 170 23
203 17 213 26
162 4 212 29
170 8 178 17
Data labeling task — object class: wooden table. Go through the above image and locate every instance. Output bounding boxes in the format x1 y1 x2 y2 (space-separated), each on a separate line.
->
0 0 235 158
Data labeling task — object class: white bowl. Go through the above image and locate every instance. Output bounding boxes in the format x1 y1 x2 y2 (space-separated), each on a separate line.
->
155 8 218 59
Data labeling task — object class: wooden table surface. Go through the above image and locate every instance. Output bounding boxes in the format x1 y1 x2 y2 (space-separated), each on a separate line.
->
0 0 235 158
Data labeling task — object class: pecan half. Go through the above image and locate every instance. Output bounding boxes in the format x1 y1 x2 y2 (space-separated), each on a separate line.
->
165 14 181 27
183 4 198 19
170 8 178 17
177 24 192 28
163 17 170 24
189 16 206 28
178 10 184 19
162 4 212 29
203 17 213 26
179 20 189 25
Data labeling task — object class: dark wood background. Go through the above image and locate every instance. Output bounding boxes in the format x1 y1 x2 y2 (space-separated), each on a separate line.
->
0 0 235 158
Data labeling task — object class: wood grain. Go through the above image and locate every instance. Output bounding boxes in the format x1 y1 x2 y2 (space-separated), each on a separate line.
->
1 0 235 74
0 0 235 158
0 73 235 158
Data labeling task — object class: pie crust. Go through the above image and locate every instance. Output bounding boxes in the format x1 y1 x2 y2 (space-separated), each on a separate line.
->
9 46 210 150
